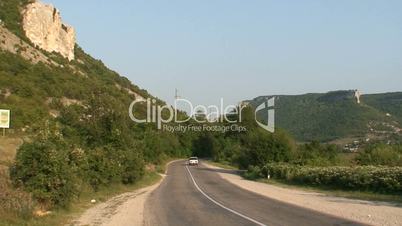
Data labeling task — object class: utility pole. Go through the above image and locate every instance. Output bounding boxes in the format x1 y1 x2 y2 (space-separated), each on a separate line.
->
175 88 181 100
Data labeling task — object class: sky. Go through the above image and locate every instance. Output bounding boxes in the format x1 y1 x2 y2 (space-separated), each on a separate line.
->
50 0 402 107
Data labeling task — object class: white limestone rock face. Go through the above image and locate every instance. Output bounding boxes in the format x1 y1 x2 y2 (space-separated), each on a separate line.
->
22 1 75 61
354 90 362 104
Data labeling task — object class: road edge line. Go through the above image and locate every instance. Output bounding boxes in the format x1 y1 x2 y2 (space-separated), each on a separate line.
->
185 165 266 226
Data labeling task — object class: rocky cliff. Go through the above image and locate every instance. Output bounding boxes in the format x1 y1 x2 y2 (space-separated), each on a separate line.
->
22 0 75 61
0 25 58 66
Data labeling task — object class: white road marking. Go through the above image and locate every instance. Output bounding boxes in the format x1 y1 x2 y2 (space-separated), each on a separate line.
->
185 165 267 226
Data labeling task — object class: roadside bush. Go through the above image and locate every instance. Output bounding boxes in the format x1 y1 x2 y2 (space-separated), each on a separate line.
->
120 149 145 184
10 138 78 208
357 144 402 166
263 163 402 194
83 146 145 190
236 129 295 169
83 146 122 190
243 165 263 180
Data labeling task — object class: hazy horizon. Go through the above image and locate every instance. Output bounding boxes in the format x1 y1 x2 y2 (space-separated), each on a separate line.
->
50 0 402 107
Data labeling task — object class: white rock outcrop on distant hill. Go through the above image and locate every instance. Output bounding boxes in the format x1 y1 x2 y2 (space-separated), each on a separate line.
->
354 90 362 104
22 1 75 61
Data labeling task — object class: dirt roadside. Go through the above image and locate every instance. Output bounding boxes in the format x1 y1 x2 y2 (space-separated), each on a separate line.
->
70 181 162 226
70 160 181 226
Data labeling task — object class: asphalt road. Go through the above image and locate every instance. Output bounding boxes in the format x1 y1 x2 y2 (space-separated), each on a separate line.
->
144 161 365 226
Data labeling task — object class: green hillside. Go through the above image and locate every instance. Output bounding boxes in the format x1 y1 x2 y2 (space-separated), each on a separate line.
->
249 90 402 142
0 0 193 211
1 1 401 224
364 92 402 123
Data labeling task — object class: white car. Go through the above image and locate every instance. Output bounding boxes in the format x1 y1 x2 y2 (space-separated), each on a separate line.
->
188 157 199 166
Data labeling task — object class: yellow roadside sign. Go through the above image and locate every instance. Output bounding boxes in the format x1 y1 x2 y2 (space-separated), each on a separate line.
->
0 110 10 128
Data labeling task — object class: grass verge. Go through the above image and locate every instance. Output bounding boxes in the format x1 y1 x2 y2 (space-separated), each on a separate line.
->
0 172 161 226
155 157 182 174
203 160 237 170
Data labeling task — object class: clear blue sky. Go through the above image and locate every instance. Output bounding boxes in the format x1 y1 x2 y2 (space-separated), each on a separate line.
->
50 0 402 107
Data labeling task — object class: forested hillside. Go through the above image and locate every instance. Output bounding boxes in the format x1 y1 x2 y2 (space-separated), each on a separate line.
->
0 0 193 215
249 90 402 142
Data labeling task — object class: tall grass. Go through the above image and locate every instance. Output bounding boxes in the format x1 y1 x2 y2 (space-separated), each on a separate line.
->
0 169 34 220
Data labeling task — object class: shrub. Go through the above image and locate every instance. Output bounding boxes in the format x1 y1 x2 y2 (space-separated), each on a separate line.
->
236 129 295 169
83 146 122 190
263 163 402 194
243 165 263 180
357 144 402 166
120 149 144 184
82 146 145 189
10 138 78 208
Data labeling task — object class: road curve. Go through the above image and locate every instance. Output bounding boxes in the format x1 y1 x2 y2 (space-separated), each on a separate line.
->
144 161 364 226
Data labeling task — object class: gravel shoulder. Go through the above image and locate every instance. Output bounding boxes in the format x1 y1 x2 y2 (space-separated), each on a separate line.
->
70 178 164 226
203 162 402 226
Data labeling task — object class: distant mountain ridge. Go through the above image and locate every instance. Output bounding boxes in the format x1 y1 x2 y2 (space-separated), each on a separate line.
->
247 90 402 142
